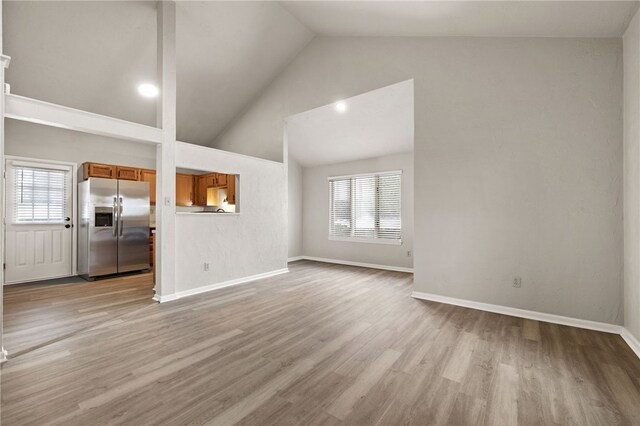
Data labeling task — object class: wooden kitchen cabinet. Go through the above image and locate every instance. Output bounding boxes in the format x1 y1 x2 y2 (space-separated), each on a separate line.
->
140 169 156 205
83 162 140 181
176 173 195 206
215 173 227 187
83 162 115 179
196 175 208 206
227 174 236 205
149 232 154 266
116 166 139 181
204 173 227 188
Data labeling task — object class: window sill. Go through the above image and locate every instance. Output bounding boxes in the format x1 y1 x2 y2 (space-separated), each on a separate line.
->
328 236 402 245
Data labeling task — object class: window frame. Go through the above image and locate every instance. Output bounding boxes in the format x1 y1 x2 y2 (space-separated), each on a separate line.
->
8 160 73 225
327 170 402 245
13 166 67 224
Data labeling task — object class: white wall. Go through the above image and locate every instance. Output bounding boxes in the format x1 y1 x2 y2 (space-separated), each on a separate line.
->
5 119 156 169
174 142 287 295
624 9 640 342
288 156 303 258
302 153 413 269
213 36 623 325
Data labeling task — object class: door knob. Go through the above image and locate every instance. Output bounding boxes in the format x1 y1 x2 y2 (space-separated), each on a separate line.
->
65 217 71 222
65 224 71 229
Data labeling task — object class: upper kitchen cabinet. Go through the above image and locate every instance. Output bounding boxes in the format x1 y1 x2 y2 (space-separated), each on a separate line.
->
83 162 115 180
81 162 158 206
176 173 195 206
140 169 156 205
82 162 140 181
215 173 227 187
227 174 236 205
196 175 208 206
116 166 139 181
203 173 227 188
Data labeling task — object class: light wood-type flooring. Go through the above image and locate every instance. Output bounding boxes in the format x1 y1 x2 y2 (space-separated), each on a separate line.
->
3 272 155 357
2 260 640 425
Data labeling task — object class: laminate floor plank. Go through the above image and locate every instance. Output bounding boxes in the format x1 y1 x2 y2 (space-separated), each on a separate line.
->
1 260 640 425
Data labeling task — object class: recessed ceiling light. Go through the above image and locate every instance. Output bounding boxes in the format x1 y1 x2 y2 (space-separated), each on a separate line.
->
335 101 347 113
138 83 159 98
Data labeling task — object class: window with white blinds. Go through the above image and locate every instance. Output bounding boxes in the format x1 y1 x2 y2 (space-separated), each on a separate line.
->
13 165 68 223
329 171 401 244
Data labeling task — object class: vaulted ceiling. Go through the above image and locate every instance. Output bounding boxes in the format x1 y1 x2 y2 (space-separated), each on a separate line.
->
3 1 638 152
281 1 639 38
4 1 313 145
287 80 414 167
4 1 158 126
176 2 313 145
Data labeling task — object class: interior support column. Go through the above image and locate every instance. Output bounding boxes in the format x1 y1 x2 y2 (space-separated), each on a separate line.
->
154 0 177 301
0 0 10 360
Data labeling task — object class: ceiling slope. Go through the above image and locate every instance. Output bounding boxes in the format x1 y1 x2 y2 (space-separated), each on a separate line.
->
280 1 639 38
5 1 636 151
287 79 414 167
177 1 314 145
4 1 314 144
4 1 157 126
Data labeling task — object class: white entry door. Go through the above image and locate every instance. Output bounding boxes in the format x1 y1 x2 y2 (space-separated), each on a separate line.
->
5 159 74 284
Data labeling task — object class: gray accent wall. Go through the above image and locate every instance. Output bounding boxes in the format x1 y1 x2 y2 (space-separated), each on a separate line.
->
214 36 623 325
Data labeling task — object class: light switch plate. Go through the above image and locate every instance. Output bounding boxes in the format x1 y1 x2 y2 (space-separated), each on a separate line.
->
164 197 171 206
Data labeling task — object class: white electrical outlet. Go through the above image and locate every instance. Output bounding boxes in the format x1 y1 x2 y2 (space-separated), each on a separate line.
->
204 262 210 271
513 277 522 288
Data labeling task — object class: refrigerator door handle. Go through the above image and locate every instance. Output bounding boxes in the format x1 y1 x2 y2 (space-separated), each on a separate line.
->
113 196 118 236
119 197 124 236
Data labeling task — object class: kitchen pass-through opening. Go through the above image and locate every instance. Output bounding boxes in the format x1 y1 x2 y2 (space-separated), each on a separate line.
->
175 167 239 214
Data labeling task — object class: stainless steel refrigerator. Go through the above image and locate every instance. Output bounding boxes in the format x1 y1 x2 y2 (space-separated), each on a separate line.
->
78 177 150 279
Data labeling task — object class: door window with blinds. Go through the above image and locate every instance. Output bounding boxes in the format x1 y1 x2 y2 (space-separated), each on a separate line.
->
329 171 402 244
10 163 70 223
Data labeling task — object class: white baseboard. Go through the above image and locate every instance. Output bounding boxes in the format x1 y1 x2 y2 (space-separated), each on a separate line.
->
288 256 305 262
621 328 640 360
411 290 622 334
152 293 178 303
153 268 289 303
1 347 8 363
291 256 413 273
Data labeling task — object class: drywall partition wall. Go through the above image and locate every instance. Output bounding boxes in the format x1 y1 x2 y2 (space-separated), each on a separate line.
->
288 156 303 258
302 153 413 269
213 36 623 325
174 142 287 295
5 119 156 169
624 9 640 342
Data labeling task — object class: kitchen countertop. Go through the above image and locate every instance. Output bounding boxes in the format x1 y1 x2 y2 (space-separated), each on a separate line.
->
175 212 240 216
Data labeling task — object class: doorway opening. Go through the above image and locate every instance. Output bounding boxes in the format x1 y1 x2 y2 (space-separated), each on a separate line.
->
285 79 415 271
2 122 157 358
